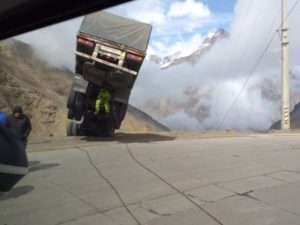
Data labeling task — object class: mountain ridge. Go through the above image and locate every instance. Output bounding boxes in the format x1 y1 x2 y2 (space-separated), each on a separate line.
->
148 29 228 69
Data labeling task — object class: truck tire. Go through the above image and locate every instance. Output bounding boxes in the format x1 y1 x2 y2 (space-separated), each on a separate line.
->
102 118 115 137
74 92 84 112
67 108 74 120
67 89 76 109
67 121 79 136
74 92 84 121
66 121 73 136
106 127 115 137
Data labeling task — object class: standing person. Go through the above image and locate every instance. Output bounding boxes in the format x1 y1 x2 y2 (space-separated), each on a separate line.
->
0 110 7 126
5 106 32 150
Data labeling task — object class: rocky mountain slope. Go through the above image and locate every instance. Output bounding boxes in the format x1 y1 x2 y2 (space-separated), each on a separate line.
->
0 39 169 139
148 29 228 69
270 102 300 130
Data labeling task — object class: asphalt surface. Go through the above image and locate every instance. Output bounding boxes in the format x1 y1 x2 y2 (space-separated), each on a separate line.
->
2 133 300 225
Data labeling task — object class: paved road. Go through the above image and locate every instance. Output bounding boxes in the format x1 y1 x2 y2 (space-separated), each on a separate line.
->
2 133 300 225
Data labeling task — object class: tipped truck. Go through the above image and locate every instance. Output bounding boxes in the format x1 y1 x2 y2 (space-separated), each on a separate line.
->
66 11 152 136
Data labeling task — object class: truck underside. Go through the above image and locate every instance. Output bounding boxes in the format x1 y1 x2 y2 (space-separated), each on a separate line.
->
66 75 128 137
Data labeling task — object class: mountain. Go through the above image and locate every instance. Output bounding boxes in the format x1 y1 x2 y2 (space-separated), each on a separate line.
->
270 102 300 130
123 105 170 133
148 29 228 69
0 39 169 139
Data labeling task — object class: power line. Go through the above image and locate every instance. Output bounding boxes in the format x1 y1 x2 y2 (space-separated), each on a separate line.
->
217 0 300 130
211 0 254 111
224 0 265 117
243 8 281 121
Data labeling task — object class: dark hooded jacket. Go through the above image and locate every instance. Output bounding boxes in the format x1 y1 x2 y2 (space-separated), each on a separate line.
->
6 106 32 141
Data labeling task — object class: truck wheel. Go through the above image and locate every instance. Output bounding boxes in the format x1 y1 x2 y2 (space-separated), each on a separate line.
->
66 121 73 136
106 127 115 137
67 89 76 109
103 119 115 137
74 92 84 121
67 121 79 136
67 108 74 120
74 92 84 112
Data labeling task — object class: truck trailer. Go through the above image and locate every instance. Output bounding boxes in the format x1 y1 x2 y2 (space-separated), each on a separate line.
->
66 11 152 136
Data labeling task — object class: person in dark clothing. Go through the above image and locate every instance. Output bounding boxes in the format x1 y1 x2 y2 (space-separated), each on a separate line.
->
0 110 7 126
5 106 32 150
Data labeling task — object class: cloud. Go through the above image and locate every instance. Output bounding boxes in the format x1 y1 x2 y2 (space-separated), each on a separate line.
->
149 33 205 57
167 0 211 18
108 0 228 55
108 0 167 25
15 17 82 71
12 0 300 131
14 0 232 69
130 0 300 131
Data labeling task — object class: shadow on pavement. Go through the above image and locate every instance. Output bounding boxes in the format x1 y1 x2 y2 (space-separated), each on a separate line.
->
0 185 34 201
29 163 60 173
28 160 40 167
82 133 176 144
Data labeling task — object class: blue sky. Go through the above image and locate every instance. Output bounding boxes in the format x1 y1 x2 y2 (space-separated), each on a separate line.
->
201 0 237 13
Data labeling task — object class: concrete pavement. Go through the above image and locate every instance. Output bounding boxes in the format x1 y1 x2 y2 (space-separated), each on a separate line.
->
1 133 300 225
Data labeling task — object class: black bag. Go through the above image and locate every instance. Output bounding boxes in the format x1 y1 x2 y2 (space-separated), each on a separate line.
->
0 126 28 192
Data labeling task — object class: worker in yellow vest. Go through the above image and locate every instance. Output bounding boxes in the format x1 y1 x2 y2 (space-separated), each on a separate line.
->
95 88 111 114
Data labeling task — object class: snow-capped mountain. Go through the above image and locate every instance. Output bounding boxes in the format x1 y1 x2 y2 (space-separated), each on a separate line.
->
148 29 228 69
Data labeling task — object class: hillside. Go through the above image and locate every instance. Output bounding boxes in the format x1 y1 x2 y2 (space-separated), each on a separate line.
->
0 39 169 139
270 102 300 130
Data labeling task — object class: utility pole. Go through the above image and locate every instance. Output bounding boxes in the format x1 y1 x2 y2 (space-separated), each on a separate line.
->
281 0 290 129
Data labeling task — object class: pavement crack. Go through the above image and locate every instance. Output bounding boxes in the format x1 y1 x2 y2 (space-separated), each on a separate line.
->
43 175 100 213
240 191 300 217
238 190 255 198
215 184 300 218
55 211 100 225
139 203 172 217
215 170 284 187
125 143 224 225
264 174 290 183
184 193 210 203
76 146 143 225
44 175 124 225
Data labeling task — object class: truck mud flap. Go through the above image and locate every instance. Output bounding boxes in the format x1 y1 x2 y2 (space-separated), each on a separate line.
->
73 74 89 94
67 89 76 109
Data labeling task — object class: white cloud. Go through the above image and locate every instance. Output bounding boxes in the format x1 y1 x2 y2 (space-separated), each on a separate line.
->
14 0 300 131
15 17 82 70
108 0 166 25
149 33 204 57
130 0 300 131
108 1 232 59
167 0 211 18
13 0 230 70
